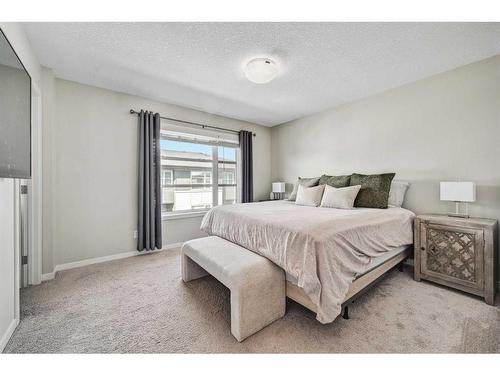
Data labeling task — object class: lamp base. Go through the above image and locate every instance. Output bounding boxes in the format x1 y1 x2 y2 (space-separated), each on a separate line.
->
446 201 470 219
447 212 470 219
271 192 283 200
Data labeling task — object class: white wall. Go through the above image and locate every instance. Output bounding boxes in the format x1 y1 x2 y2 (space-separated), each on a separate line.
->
41 67 56 274
42 78 272 274
272 55 500 267
0 23 42 352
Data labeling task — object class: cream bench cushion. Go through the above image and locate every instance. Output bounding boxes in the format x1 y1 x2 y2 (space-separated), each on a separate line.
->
181 236 286 342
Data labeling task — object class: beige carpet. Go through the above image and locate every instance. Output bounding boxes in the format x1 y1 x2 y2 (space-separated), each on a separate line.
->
5 248 500 353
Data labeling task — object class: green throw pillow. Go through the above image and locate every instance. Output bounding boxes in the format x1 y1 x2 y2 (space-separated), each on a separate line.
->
288 177 320 201
350 173 395 208
318 174 351 188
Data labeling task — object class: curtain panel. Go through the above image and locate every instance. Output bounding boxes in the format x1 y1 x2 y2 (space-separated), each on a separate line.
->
239 130 253 203
137 110 162 251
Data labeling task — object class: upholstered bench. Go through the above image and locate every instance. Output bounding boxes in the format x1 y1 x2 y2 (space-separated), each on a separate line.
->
181 236 286 342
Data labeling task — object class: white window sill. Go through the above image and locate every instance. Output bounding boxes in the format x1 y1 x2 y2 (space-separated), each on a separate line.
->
162 210 209 221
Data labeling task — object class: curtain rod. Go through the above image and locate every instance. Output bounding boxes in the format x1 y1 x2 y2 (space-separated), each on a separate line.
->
129 109 256 137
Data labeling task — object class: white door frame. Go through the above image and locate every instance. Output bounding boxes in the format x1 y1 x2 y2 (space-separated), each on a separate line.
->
14 180 21 323
28 82 42 285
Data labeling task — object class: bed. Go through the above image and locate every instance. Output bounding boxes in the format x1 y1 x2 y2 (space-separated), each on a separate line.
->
286 245 412 319
201 200 414 323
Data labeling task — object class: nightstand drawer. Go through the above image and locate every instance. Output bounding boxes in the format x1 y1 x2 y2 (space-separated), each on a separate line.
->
420 223 484 290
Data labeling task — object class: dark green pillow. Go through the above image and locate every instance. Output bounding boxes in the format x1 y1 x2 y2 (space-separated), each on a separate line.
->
350 173 395 208
318 174 351 188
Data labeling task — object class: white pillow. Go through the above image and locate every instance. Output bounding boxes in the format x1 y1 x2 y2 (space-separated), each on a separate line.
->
388 180 410 207
320 185 361 209
295 184 325 207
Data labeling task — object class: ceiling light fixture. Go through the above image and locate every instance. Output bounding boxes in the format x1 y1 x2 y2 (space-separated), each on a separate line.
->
244 58 278 84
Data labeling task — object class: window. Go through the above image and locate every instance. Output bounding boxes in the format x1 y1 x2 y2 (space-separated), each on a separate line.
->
161 170 172 186
219 171 234 185
191 170 211 185
218 146 237 205
160 130 239 215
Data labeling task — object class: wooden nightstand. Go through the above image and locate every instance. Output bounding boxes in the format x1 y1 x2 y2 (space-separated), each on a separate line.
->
414 214 498 305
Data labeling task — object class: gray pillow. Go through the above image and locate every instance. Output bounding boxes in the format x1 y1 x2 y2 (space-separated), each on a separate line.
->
388 181 410 207
288 177 320 201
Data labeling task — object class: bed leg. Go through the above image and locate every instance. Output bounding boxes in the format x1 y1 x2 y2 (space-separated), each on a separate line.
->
342 305 350 320
397 263 404 272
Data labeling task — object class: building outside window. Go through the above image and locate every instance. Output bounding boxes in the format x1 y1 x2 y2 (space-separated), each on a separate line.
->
191 170 211 185
161 169 173 186
160 129 238 215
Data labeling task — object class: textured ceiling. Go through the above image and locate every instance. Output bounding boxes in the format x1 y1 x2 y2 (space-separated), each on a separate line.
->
22 22 500 126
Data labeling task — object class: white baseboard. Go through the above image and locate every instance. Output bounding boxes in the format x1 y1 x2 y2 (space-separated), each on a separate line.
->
41 271 55 282
41 242 183 282
0 318 19 353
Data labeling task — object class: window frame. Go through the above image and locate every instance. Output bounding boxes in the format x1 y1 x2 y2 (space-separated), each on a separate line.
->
160 134 239 219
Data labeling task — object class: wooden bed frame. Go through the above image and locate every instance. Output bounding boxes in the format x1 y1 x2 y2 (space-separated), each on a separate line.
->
286 246 412 319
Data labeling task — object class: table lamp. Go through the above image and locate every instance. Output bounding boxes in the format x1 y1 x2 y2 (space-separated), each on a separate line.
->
440 181 476 218
272 182 286 200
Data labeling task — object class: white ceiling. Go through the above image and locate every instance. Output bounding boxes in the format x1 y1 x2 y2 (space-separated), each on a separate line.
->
22 22 500 126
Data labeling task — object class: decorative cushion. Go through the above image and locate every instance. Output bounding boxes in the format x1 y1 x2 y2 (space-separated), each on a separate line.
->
350 173 396 209
388 181 410 207
318 174 351 188
320 185 361 209
288 177 320 201
295 184 325 207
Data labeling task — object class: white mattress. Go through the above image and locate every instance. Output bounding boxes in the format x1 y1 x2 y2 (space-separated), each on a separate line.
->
285 244 410 285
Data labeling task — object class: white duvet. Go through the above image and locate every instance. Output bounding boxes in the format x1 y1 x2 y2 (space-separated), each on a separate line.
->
200 200 414 323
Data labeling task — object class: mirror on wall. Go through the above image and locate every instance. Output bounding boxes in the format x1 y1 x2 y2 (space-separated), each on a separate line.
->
0 28 31 179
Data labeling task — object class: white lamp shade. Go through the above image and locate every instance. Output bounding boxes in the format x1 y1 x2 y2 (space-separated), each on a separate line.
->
272 182 286 193
440 182 476 202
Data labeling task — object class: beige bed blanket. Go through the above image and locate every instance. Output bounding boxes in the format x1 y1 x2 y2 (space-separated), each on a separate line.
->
200 200 414 323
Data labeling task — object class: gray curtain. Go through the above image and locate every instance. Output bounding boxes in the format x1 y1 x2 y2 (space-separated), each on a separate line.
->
137 110 162 251
239 130 253 203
